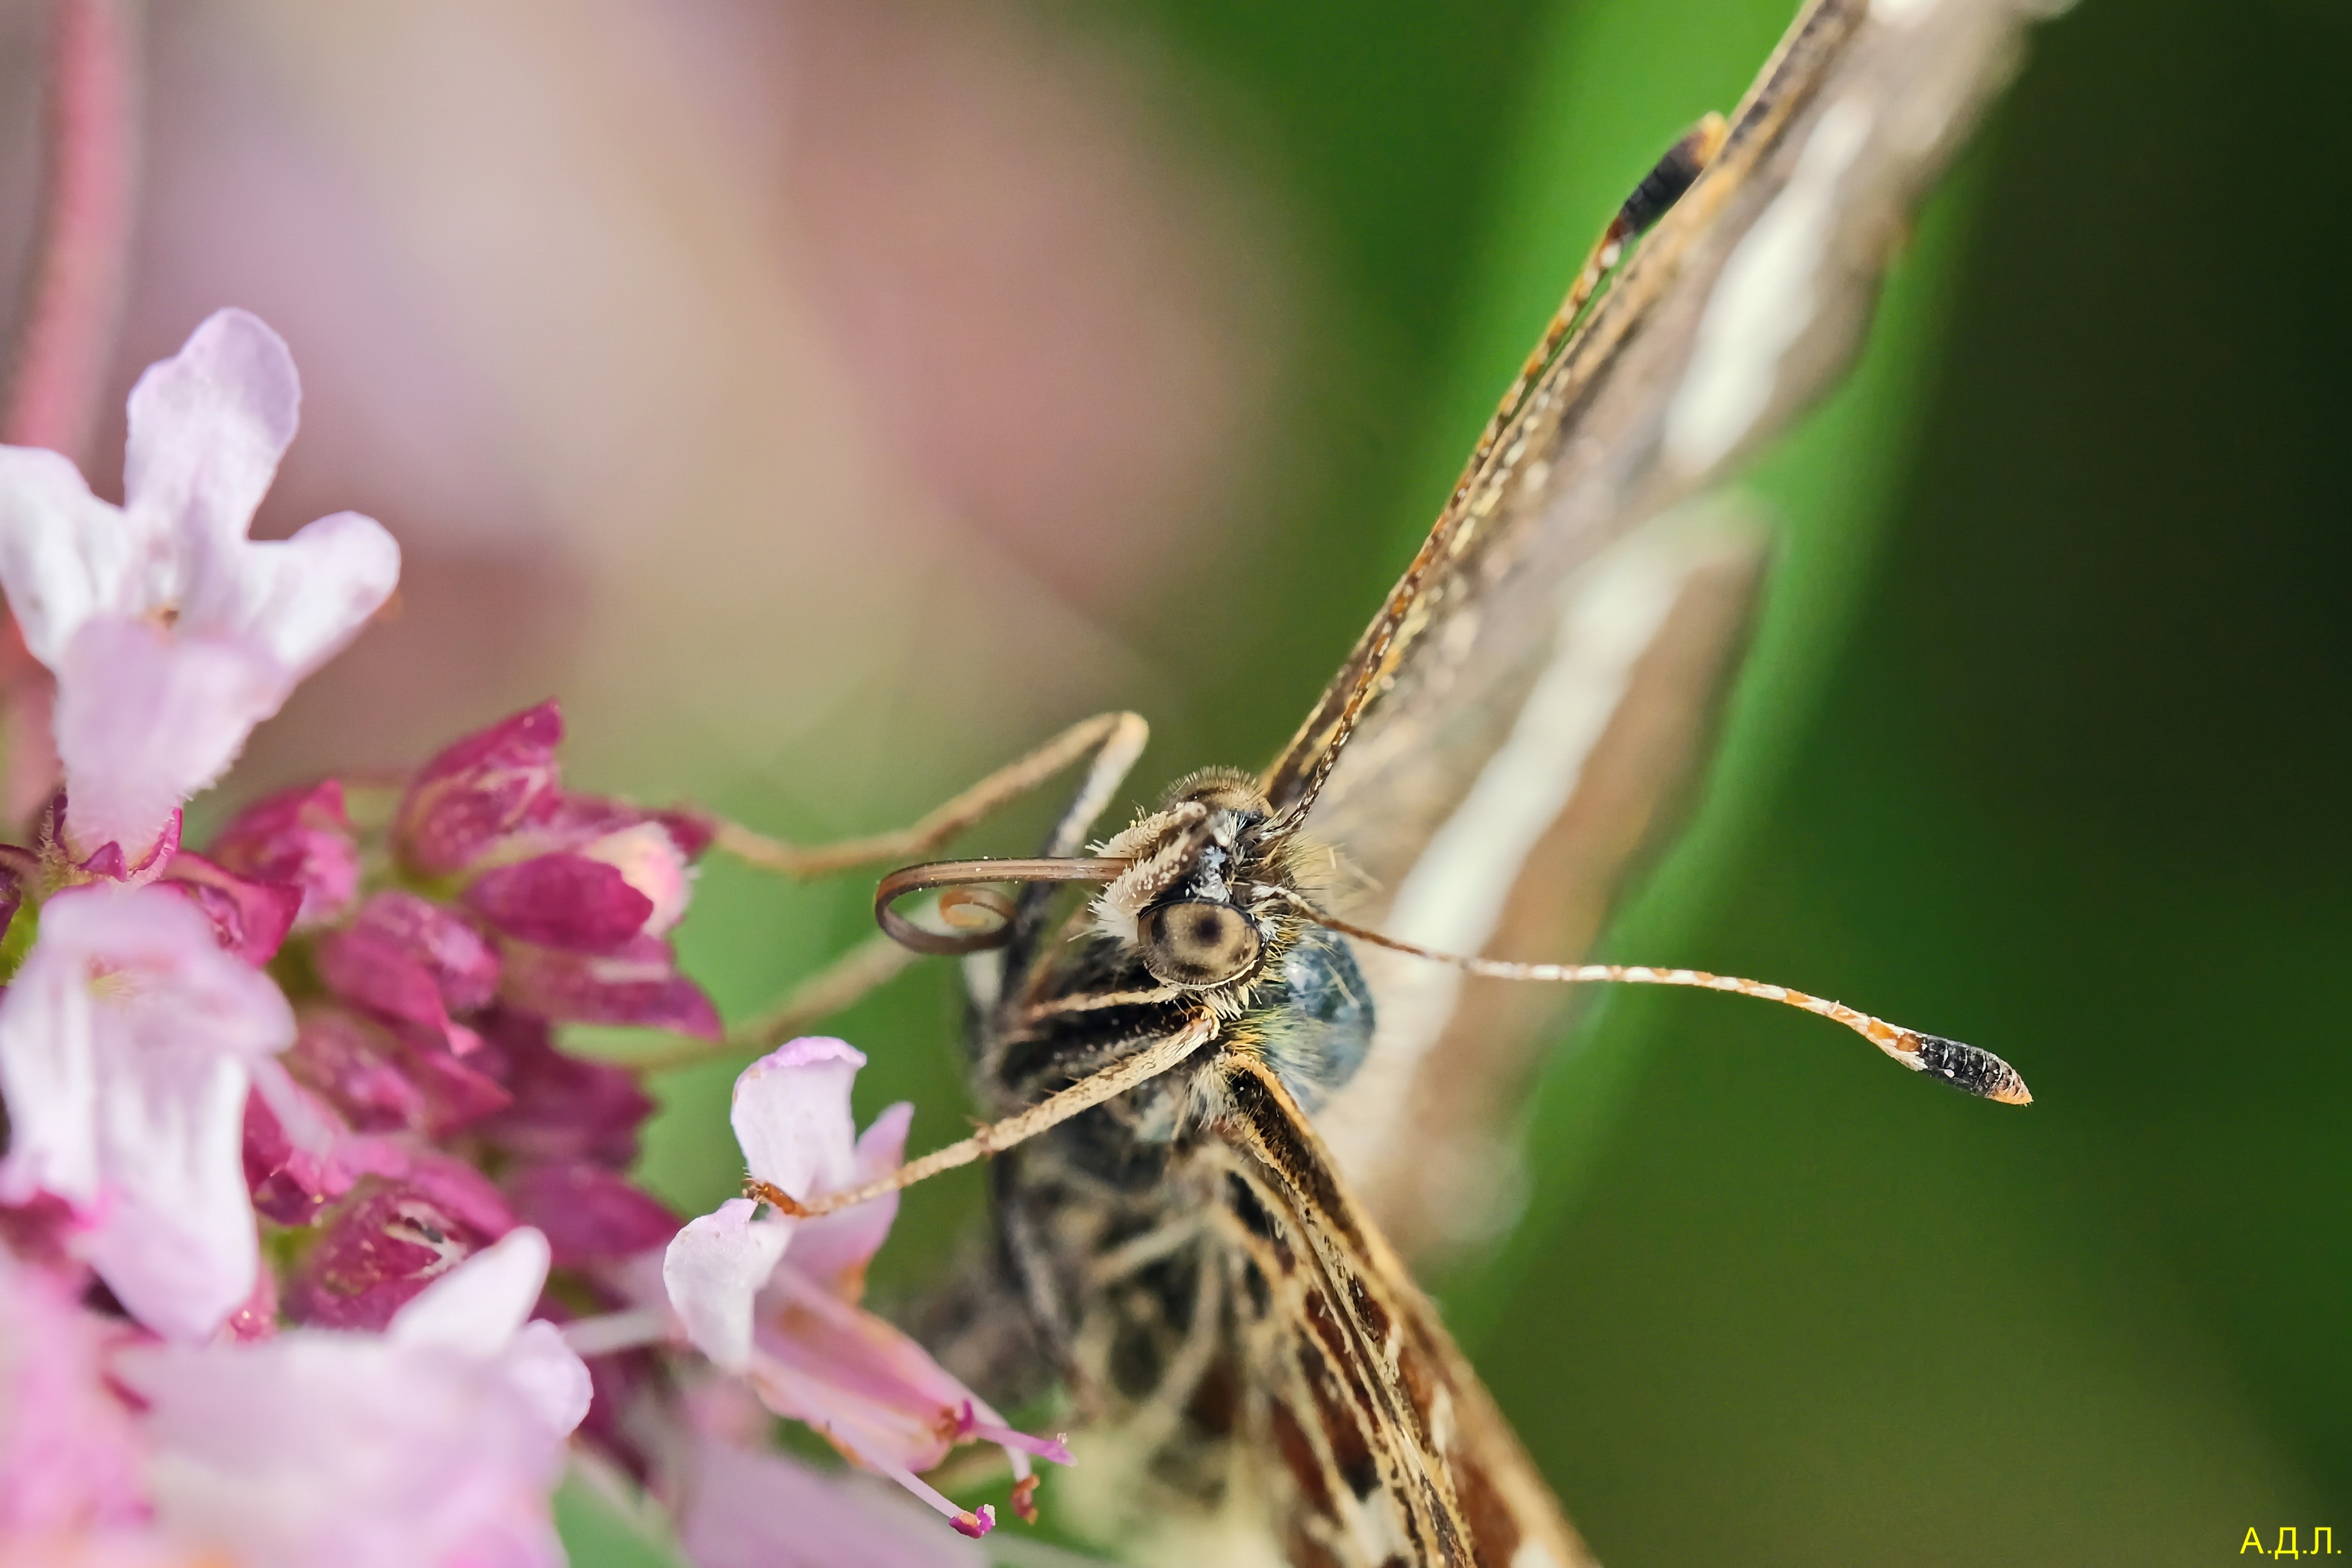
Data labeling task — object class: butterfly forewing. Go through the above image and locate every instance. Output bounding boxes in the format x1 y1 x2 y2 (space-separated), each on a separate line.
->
1269 0 2059 1251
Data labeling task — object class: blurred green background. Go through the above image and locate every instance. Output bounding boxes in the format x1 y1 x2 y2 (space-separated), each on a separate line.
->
609 0 2352 1562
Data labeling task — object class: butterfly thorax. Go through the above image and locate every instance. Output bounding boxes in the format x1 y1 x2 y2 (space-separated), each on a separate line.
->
982 768 1375 1126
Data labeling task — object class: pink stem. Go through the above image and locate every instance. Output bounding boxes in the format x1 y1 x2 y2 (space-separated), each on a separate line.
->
4 0 143 458
0 0 143 832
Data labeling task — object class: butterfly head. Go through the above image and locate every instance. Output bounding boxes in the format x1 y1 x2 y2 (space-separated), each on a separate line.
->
1089 768 1301 992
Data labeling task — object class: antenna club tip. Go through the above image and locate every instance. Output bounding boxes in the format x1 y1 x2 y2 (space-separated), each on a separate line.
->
1905 1033 2032 1106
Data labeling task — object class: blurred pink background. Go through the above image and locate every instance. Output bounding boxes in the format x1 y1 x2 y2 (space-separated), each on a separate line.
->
0 0 1304 825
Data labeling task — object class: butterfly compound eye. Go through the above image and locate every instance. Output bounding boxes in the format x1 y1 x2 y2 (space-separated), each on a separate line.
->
1138 900 1262 987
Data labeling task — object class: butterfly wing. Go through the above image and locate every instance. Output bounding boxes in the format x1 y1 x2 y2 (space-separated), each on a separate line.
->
1209 1056 1595 1568
1261 0 2059 1253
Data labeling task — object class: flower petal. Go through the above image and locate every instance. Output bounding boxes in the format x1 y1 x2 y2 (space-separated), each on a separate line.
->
77 1048 261 1343
462 853 653 952
121 1318 573 1568
0 444 170 668
470 1009 653 1168
577 821 694 936
120 308 299 562
161 849 302 965
785 1101 912 1299
678 1439 986 1568
749 1271 1019 1478
388 1225 550 1355
729 1038 865 1204
0 924 102 1208
284 1161 514 1332
500 1318 595 1446
314 891 500 1035
503 1161 679 1269
496 934 720 1039
663 1198 791 1373
51 617 285 864
179 509 399 682
0 1248 149 1534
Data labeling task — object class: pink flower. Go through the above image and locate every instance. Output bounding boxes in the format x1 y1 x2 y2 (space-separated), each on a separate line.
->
0 309 399 866
679 1437 986 1568
0 884 295 1341
0 1248 146 1537
663 1039 1071 1537
118 1227 591 1568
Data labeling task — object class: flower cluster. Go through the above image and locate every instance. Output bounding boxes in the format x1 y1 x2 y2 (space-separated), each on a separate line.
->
0 314 1068 1566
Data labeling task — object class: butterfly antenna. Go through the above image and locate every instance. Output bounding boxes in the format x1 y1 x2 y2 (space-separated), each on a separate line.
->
874 856 1127 955
1269 889 2029 1105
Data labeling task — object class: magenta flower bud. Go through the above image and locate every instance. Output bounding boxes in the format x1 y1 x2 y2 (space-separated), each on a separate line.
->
285 1160 515 1331
315 891 500 1035
285 1008 430 1133
505 1161 680 1269
393 700 564 877
242 1087 352 1226
392 1022 516 1136
162 849 303 965
463 853 654 952
207 780 361 929
472 1010 654 1168
647 806 716 862
290 1007 514 1139
498 935 721 1040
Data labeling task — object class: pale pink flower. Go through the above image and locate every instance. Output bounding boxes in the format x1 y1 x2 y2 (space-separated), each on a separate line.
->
0 884 296 1341
0 1248 147 1537
679 1436 985 1568
0 308 399 865
117 1227 591 1568
663 1039 1070 1538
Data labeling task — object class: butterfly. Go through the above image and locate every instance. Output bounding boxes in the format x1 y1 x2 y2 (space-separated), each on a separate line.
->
750 1 2054 1561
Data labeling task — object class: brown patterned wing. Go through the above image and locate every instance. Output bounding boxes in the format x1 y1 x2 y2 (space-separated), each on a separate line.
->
1261 0 2052 831
1255 0 2061 1254
1208 1056 1595 1568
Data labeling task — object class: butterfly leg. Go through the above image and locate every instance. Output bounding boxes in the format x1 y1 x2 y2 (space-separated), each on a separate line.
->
626 714 1148 1069
1475 111 1732 464
623 927 923 1068
710 709 1149 879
